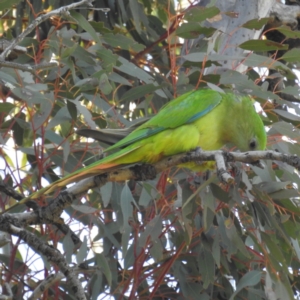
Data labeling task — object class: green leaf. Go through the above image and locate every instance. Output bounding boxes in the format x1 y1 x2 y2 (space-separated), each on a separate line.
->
139 183 153 207
0 254 27 273
99 73 112 95
47 106 72 129
71 204 98 214
129 0 142 34
261 232 288 271
12 116 25 146
183 53 242 63
197 246 215 288
277 26 300 39
120 84 160 102
90 21 112 34
103 33 145 52
176 23 216 39
274 109 300 122
239 40 288 51
62 139 70 163
138 215 162 248
0 0 21 10
108 72 132 86
0 103 15 113
229 271 262 300
212 232 220 267
96 253 112 287
63 231 74 264
76 236 88 264
97 48 118 69
219 69 280 100
271 121 300 140
67 100 77 121
255 181 291 194
217 215 237 258
280 86 300 97
91 270 103 298
61 43 77 59
117 0 128 22
124 244 135 269
280 48 300 63
44 130 64 145
242 17 270 30
100 182 113 207
174 261 204 299
210 183 230 203
120 183 134 257
70 11 101 44
116 57 166 98
243 53 291 72
73 98 98 129
274 274 295 299
224 219 250 258
184 6 220 22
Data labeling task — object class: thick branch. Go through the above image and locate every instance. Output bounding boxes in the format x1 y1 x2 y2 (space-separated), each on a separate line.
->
270 2 300 28
0 217 86 300
29 266 100 300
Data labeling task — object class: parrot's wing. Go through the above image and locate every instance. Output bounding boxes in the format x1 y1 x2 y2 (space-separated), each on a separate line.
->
106 89 223 152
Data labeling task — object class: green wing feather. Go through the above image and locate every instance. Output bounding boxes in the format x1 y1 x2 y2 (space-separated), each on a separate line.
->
105 89 222 151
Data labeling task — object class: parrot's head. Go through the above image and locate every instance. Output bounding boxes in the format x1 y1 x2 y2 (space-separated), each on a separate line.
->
237 127 267 152
226 95 267 152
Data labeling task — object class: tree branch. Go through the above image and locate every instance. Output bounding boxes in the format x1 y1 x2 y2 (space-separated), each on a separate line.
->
270 2 300 28
0 216 86 300
29 266 100 300
2 149 300 226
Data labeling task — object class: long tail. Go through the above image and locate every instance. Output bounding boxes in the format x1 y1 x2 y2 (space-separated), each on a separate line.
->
2 145 141 214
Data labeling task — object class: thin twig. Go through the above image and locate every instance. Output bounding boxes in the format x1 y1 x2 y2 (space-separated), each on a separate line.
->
0 0 94 60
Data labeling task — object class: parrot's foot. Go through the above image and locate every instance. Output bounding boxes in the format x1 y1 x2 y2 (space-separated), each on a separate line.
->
130 164 157 181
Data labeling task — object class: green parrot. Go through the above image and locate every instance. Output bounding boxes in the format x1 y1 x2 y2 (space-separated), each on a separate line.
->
3 89 267 213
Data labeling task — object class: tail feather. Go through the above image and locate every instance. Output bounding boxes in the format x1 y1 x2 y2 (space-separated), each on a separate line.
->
42 162 120 196
1 145 142 214
32 145 142 198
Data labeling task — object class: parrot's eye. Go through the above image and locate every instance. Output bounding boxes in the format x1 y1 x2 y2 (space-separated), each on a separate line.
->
249 138 257 150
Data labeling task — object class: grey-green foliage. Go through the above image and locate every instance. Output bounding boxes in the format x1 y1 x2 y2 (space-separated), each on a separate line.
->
1 0 300 299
